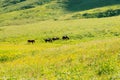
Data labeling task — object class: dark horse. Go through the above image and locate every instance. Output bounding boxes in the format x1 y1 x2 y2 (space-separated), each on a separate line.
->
62 35 69 40
27 40 35 44
52 37 60 41
44 38 52 42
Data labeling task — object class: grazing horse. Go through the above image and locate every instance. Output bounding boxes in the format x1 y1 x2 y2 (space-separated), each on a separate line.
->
52 37 60 41
27 40 35 44
44 38 52 42
62 35 69 40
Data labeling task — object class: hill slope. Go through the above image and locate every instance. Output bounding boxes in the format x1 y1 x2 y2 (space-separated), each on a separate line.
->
0 0 120 26
0 0 53 13
0 16 120 79
0 0 120 13
0 1 120 79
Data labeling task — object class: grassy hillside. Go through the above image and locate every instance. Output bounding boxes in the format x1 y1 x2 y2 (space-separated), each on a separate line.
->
1 0 120 13
0 0 53 13
0 0 120 26
1 16 120 44
0 0 120 79
0 16 120 79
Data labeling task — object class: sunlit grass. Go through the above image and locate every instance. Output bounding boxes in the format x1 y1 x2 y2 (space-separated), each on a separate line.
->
0 38 120 79
0 16 120 79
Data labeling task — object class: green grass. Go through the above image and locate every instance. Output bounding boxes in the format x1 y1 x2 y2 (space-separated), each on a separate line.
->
1 16 120 44
0 38 120 79
0 16 120 79
0 0 120 79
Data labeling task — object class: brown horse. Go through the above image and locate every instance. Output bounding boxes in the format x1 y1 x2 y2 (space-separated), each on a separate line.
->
62 35 69 40
27 40 35 44
52 37 60 41
44 38 52 42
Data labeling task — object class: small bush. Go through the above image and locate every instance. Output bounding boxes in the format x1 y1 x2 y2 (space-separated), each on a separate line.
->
82 9 120 18
0 55 9 62
83 32 94 38
110 32 120 36
20 5 34 10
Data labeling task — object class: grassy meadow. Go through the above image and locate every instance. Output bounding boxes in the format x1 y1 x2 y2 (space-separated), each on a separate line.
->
0 16 120 79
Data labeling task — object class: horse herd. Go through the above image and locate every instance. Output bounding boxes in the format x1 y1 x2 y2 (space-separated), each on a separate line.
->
27 35 69 44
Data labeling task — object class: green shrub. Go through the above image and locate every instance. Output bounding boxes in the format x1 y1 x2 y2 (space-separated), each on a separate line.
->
83 32 94 38
82 9 120 18
0 55 9 62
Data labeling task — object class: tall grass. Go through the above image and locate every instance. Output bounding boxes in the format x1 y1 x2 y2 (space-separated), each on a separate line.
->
0 38 120 79
0 16 120 79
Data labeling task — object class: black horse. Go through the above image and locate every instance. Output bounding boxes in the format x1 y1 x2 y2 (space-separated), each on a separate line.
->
44 38 52 42
62 35 69 40
52 37 60 41
27 40 35 44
